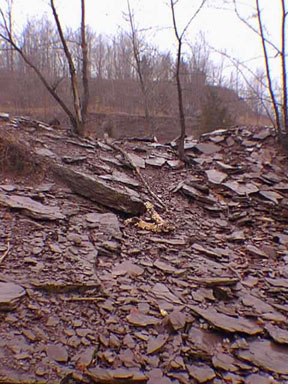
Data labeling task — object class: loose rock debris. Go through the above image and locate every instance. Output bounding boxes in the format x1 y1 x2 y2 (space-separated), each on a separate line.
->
0 115 288 383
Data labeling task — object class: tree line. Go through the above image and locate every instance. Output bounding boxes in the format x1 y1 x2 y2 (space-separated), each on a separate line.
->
0 0 287 155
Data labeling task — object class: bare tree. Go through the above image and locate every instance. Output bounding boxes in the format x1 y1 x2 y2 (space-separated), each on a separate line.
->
169 0 206 160
0 0 89 136
233 0 287 137
126 0 154 135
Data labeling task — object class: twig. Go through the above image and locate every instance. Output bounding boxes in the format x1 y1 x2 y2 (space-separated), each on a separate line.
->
104 137 167 210
0 241 11 265
62 297 105 302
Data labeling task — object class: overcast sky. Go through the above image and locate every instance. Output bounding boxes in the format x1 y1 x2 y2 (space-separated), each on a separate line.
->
0 0 285 80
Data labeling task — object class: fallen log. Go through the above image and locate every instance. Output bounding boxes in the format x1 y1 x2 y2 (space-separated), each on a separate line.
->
52 164 146 215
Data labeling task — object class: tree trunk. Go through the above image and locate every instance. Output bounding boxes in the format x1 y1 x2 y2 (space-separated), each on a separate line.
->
50 0 84 136
256 0 282 134
81 0 89 124
175 42 186 160
281 0 288 133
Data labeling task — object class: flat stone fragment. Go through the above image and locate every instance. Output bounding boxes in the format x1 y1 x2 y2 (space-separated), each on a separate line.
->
189 276 239 287
168 310 187 331
126 153 146 169
227 230 246 242
259 190 283 204
145 157 166 167
112 260 144 277
196 142 221 155
216 161 241 173
189 306 263 335
167 159 183 169
0 112 9 120
127 313 159 327
52 164 145 215
75 347 95 367
100 170 140 188
0 193 65 220
47 344 68 363
237 340 288 374
88 367 147 382
153 260 177 274
253 128 272 140
188 327 224 358
242 294 276 314
0 184 17 192
246 245 268 258
151 283 183 304
205 169 227 184
0 282 26 311
86 212 122 239
182 184 217 205
246 374 274 384
147 334 169 354
192 243 224 260
36 147 57 158
265 323 288 344
212 352 238 371
186 363 216 383
223 181 259 196
266 278 288 289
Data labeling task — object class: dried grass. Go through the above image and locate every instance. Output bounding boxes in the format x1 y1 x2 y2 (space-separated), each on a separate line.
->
0 130 45 180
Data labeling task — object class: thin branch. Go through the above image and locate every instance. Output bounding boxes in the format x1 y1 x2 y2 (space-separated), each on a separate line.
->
180 0 206 39
0 241 11 265
256 0 281 132
211 46 278 124
233 0 281 55
104 136 166 209
281 0 288 131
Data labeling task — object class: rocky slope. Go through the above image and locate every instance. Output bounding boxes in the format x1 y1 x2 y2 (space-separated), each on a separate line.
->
0 115 288 383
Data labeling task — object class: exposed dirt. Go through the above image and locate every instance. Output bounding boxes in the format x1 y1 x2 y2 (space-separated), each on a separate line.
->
0 115 288 384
